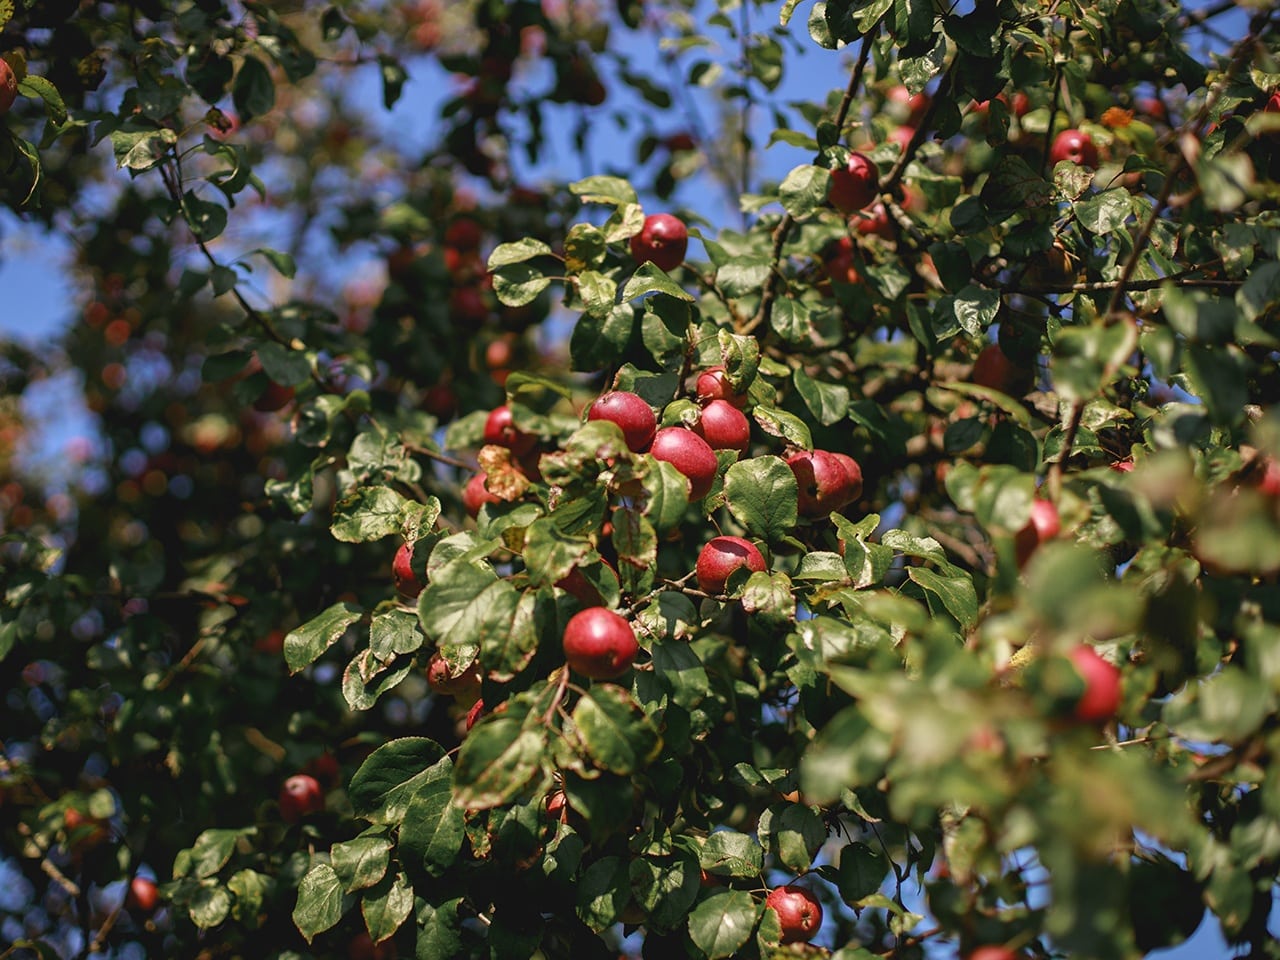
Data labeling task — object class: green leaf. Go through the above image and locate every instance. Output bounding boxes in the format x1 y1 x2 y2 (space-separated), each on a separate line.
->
342 650 413 711
255 341 310 386
1164 668 1274 743
576 856 630 931
110 128 178 171
248 247 297 279
330 835 391 894
834 841 887 903
331 486 409 543
523 517 592 586
569 683 662 776
399 766 466 877
16 75 66 124
189 884 232 929
952 284 1001 337
779 164 831 219
700 830 764 878
753 406 812 449
724 456 799 542
907 567 978 629
175 828 249 879
378 54 407 108
416 898 465 960
981 155 1052 211
361 871 413 945
641 459 691 532
292 862 344 944
492 262 551 307
621 262 694 302
579 270 618 317
183 191 228 241
760 803 828 872
233 55 275 120
1074 189 1133 235
570 175 638 206
488 238 554 269
570 303 635 371
715 256 772 299
227 869 272 924
453 718 547 809
348 738 447 825
687 889 759 960
284 601 361 673
629 853 701 933
793 368 850 425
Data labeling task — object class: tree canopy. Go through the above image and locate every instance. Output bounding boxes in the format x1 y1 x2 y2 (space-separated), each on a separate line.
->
3 1 1280 958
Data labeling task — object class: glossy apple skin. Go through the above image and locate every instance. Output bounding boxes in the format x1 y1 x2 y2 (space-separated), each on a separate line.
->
695 366 748 408
279 774 324 823
126 876 159 913
1049 128 1099 168
562 607 639 679
463 472 501 518
765 884 823 944
787 450 857 517
1068 645 1122 723
696 536 766 594
693 399 751 455
483 405 537 456
1014 499 1061 568
587 391 657 452
828 151 879 213
630 213 688 272
830 452 864 502
0 60 16 116
650 427 719 500
393 542 424 598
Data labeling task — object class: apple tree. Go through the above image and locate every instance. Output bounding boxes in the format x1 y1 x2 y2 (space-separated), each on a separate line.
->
3 0 1280 958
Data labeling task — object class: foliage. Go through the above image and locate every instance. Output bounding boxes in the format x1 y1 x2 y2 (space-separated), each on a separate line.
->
3 0 1280 958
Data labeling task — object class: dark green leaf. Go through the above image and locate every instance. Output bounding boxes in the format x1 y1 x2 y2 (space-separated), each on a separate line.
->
284 602 362 673
348 738 447 825
687 889 759 959
292 863 344 943
569 683 662 775
232 55 275 120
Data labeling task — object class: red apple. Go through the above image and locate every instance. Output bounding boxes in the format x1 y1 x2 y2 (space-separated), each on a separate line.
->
465 698 486 731
787 449 857 517
1110 459 1134 473
463 472 501 518
630 213 688 272
828 152 879 213
126 876 159 913
967 947 1020 960
450 285 489 323
851 202 893 238
830 452 864 502
1049 128 1099 168
765 884 823 944
971 343 1023 395
393 542 424 599
1265 90 1280 116
347 930 397 960
562 607 639 679
278 774 324 822
426 651 482 696
1257 457 1280 496
1014 499 1061 568
823 236 862 286
587 391 657 452
1011 92 1030 116
1067 645 1122 723
483 405 537 456
444 217 484 251
0 59 17 116
649 427 719 500
693 399 751 455
545 789 569 821
695 366 748 408
696 536 766 594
